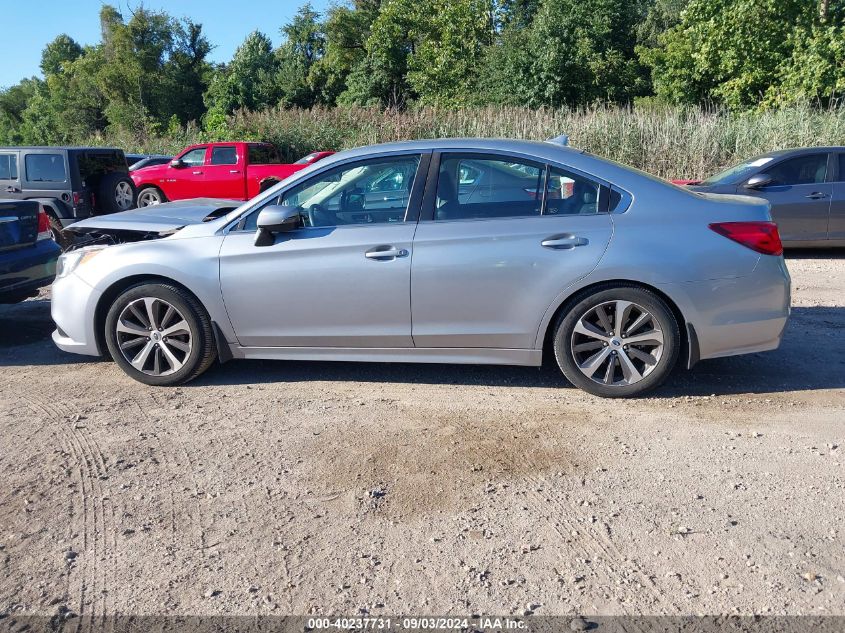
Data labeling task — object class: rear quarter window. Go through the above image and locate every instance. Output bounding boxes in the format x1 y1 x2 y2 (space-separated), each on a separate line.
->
25 154 67 182
0 154 18 180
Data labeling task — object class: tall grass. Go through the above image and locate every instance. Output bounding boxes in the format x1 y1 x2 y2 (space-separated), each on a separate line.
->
89 104 845 180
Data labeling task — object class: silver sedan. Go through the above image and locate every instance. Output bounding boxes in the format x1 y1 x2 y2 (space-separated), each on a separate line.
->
51 139 791 397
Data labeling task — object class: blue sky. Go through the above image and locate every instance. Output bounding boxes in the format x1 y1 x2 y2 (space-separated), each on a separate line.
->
1 0 334 88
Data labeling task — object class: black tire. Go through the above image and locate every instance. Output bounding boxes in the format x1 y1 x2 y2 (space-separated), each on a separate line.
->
97 173 137 214
137 186 166 207
47 214 73 250
553 285 680 398
104 283 217 386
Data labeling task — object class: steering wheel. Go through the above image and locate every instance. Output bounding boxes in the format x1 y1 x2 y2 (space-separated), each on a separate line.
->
306 203 328 227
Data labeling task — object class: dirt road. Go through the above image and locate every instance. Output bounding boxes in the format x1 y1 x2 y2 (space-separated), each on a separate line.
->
1 252 843 618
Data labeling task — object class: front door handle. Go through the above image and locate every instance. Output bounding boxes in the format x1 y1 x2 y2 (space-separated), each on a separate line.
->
192 170 204 175
805 192 827 199
229 170 240 174
541 234 589 250
365 246 408 260
5 186 17 193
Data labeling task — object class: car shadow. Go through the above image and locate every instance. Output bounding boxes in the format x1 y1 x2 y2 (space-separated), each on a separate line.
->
1 298 842 397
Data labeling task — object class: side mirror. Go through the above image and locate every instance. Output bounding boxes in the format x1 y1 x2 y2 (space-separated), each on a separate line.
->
254 205 301 246
745 173 773 189
169 158 185 169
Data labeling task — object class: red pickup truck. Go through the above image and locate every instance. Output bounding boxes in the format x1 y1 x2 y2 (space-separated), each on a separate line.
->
130 142 333 206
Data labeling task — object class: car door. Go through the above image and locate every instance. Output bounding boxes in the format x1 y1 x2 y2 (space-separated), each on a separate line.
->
165 146 208 200
411 152 613 349
0 151 21 200
219 152 428 348
828 152 845 242
202 145 245 199
746 153 832 243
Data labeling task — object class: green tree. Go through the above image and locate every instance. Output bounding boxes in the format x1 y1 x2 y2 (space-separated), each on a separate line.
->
310 1 381 105
40 35 84 76
406 0 494 106
276 4 325 107
204 31 280 117
524 0 647 107
641 0 814 108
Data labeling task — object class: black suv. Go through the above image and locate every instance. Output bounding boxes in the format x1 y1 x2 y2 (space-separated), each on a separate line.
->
0 147 136 248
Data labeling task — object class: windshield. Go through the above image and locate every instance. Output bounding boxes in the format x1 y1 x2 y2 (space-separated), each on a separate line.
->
701 155 776 186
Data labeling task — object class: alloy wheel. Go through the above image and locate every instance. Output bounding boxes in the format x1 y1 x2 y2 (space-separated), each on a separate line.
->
115 181 134 210
570 300 664 387
115 297 192 376
137 190 161 207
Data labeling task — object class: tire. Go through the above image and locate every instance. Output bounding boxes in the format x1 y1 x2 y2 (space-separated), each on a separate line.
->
137 186 166 207
104 283 217 386
553 285 680 398
47 214 73 250
98 173 137 214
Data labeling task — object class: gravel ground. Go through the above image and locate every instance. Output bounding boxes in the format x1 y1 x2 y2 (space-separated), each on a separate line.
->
1 252 843 618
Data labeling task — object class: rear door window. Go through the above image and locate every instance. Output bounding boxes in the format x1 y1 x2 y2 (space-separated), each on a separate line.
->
766 154 828 185
435 154 544 220
211 146 238 165
248 145 281 164
0 153 18 180
25 154 67 182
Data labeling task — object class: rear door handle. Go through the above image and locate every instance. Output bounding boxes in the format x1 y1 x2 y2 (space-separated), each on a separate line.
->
5 186 17 193
192 170 204 175
229 170 240 174
805 192 827 199
365 246 408 260
541 234 589 249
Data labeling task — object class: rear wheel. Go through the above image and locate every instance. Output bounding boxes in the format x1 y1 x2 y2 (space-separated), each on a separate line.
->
553 286 680 398
137 186 165 207
104 283 216 386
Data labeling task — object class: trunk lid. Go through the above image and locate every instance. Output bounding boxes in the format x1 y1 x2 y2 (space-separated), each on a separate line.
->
0 200 40 252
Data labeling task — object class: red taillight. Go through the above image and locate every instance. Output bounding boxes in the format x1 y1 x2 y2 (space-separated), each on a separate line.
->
709 221 783 256
72 191 81 206
37 209 51 241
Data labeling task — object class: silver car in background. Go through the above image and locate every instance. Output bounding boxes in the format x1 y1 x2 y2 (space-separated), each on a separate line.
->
51 139 791 397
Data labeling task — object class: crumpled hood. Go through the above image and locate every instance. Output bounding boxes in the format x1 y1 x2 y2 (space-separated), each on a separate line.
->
67 198 242 234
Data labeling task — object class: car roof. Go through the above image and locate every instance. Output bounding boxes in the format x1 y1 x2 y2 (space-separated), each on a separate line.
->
758 146 845 159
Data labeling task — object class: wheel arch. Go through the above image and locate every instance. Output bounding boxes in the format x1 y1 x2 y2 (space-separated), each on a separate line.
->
538 279 697 370
94 274 218 359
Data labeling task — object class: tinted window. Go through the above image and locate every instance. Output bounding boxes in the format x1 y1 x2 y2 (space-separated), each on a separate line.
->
435 155 544 220
839 154 845 182
211 146 238 165
545 166 601 215
0 154 18 180
243 155 421 230
766 154 828 185
25 154 67 182
179 147 207 166
77 151 126 181
248 145 281 164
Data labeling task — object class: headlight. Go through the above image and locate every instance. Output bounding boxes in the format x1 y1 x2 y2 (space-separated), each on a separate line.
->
56 246 107 279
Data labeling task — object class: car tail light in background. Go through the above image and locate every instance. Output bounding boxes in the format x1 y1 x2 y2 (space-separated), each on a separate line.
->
37 209 52 241
72 191 81 206
708 221 783 256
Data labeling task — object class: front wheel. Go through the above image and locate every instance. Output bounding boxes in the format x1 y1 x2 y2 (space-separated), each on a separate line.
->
553 286 680 398
104 283 217 386
137 187 165 207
